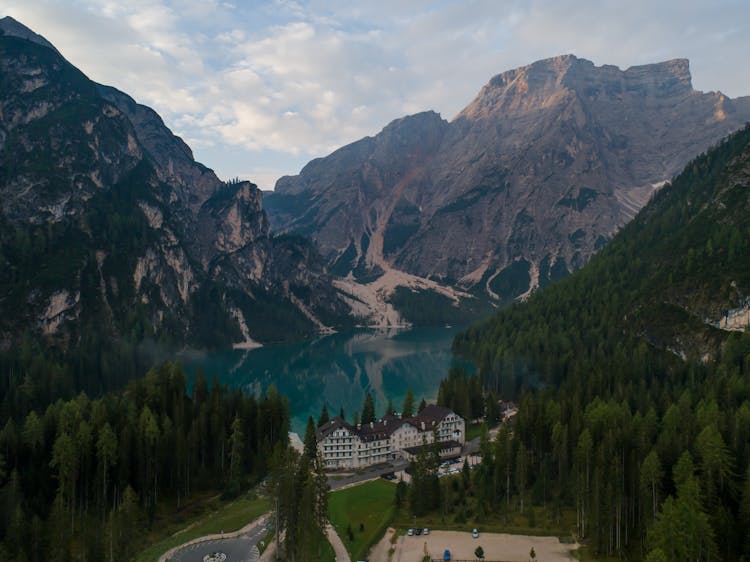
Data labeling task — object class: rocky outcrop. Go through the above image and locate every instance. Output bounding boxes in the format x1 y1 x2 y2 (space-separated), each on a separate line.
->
267 54 750 303
0 18 352 348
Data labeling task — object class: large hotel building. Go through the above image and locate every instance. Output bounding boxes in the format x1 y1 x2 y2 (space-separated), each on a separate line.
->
316 404 465 469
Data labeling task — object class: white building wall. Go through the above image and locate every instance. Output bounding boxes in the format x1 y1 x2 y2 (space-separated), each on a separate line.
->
319 427 361 469
319 410 465 469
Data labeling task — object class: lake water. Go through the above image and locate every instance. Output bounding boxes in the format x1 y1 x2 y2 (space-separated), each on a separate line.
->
180 326 469 434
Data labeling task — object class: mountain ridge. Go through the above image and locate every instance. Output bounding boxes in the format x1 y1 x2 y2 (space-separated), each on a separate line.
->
0 19 353 351
267 54 750 314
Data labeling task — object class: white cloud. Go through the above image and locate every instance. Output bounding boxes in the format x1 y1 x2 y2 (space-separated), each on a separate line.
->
0 0 748 189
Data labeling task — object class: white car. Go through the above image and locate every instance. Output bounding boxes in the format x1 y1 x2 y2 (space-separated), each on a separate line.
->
472 528 479 538
408 528 414 536
423 528 430 535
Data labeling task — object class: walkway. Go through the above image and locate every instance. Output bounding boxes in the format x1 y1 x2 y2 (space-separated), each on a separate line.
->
326 524 352 562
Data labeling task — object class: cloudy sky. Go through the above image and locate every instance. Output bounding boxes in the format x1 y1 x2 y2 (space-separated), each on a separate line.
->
2 0 748 189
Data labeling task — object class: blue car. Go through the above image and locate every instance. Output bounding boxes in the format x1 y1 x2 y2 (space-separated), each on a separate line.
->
443 549 451 561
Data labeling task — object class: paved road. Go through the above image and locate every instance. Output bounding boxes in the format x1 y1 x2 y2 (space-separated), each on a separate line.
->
327 459 409 490
170 521 267 562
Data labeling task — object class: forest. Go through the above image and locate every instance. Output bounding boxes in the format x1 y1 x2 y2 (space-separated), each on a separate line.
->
451 125 750 559
0 361 290 560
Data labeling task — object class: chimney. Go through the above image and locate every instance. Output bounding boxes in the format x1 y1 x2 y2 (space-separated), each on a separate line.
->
421 421 425 430
384 419 388 426
370 421 374 428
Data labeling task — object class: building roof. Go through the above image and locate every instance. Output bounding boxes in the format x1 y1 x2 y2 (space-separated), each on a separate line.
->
355 415 404 441
316 417 355 441
412 404 453 429
316 405 460 443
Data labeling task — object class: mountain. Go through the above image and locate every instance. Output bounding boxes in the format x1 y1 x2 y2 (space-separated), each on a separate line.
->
449 125 750 562
455 123 750 377
0 17 352 351
266 54 750 312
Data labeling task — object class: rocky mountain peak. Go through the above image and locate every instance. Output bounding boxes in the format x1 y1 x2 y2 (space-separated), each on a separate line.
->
459 55 696 122
459 54 584 119
0 22 355 348
0 16 58 53
621 58 693 96
268 54 750 312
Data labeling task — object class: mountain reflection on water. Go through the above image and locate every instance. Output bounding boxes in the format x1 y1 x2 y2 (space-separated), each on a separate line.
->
181 327 471 433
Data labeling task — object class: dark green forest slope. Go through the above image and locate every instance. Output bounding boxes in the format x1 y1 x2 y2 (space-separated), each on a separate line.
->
0 361 290 560
454 125 750 560
0 27 355 412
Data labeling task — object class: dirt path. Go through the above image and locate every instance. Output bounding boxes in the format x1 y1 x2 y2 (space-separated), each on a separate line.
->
369 530 578 562
369 527 398 562
326 524 352 562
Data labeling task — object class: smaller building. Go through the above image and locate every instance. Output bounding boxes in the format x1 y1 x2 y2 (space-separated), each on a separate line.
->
402 440 462 462
316 418 358 469
498 400 518 424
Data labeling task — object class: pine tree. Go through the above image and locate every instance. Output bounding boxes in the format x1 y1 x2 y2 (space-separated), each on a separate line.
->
418 398 427 413
229 416 245 485
96 422 117 518
402 389 415 418
648 453 718 561
317 405 330 428
361 393 376 424
304 416 317 459
640 450 662 525
740 466 750 557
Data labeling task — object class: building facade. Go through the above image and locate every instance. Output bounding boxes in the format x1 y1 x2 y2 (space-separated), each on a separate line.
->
316 404 465 469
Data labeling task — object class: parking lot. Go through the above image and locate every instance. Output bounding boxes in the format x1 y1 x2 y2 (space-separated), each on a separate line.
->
371 530 578 562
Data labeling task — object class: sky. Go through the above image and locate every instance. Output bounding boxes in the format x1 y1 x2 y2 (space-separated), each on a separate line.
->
2 0 748 190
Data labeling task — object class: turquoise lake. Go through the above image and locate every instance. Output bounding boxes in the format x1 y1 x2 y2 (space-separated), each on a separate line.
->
180 326 470 434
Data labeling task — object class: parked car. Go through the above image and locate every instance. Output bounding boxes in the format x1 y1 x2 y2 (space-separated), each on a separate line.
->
472 528 479 538
443 549 451 561
415 528 422 536
408 528 414 536
423 528 430 535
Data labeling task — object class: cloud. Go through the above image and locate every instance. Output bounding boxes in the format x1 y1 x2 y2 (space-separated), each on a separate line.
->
1 0 748 190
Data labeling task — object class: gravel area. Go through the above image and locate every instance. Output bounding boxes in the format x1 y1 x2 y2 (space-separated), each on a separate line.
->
370 529 578 562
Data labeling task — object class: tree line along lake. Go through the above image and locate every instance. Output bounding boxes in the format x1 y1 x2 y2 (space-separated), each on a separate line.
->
180 326 472 434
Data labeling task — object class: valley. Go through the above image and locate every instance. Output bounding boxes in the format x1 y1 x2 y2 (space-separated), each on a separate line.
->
0 9 749 562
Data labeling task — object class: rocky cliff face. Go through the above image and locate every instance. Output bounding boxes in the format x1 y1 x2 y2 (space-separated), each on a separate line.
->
0 18 351 349
267 54 750 304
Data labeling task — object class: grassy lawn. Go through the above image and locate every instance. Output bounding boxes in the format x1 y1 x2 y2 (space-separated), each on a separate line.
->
465 420 501 442
329 479 397 561
134 493 271 562
465 422 487 442
317 537 336 561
